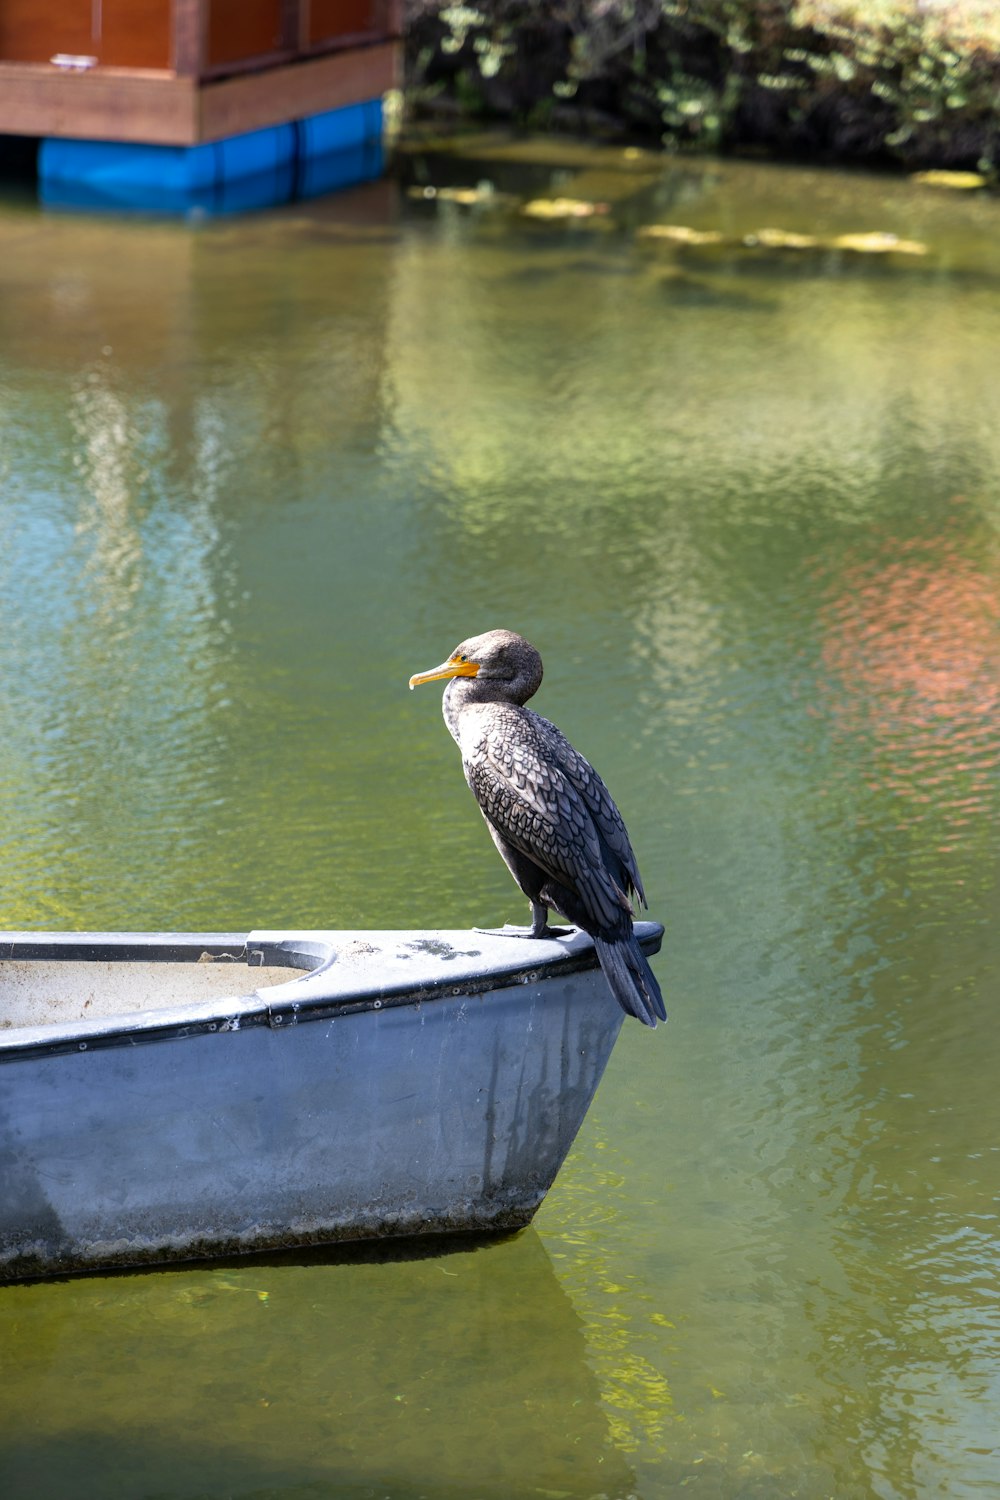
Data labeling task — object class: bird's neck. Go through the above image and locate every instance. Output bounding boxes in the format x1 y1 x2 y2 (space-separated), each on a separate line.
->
442 675 536 746
442 680 466 746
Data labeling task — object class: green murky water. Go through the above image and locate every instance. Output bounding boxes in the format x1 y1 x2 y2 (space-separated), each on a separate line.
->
1 141 999 1498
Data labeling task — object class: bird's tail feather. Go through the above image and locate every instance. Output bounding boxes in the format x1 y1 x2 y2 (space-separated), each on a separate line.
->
594 934 666 1028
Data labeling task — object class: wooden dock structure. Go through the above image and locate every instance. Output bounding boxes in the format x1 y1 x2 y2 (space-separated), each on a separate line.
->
0 2 400 210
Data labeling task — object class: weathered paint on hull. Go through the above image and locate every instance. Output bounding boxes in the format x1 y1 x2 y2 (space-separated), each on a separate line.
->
0 928 655 1280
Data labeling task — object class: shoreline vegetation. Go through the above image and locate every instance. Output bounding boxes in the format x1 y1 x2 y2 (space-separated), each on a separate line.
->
402 1 1000 177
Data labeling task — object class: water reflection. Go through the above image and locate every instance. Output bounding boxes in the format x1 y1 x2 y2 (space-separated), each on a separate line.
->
0 188 400 930
0 1232 636 1500
819 524 1000 847
0 356 238 925
808 543 1000 1498
1 147 1000 1498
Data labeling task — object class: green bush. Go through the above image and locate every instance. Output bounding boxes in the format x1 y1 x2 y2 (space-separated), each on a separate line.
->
404 0 1000 170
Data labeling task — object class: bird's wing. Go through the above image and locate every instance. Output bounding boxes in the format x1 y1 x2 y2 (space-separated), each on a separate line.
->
464 710 631 933
529 713 647 907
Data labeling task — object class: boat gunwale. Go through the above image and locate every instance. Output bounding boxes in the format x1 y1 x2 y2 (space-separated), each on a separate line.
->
0 922 663 1063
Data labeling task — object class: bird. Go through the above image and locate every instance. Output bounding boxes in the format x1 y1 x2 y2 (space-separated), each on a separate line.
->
408 628 665 1027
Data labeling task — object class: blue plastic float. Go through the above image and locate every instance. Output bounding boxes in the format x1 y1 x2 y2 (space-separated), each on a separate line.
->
39 97 383 215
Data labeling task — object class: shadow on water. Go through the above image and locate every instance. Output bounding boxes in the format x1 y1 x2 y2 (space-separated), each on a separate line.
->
657 271 775 310
14 1229 529 1288
0 1229 637 1500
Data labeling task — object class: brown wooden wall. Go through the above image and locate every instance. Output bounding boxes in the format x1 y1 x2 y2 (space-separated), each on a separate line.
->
0 0 391 72
103 0 172 68
0 1 93 64
309 1 381 47
207 0 283 69
0 0 171 67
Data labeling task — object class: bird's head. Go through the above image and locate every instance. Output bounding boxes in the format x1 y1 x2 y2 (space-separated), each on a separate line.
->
408 629 543 705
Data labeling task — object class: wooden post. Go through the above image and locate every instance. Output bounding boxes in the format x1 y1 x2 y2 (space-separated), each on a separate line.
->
173 0 207 77
281 0 306 53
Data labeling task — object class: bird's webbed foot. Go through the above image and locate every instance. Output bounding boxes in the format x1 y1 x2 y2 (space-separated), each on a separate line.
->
474 902 574 940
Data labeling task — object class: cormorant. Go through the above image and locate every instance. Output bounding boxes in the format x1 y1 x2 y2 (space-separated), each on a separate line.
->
408 628 665 1027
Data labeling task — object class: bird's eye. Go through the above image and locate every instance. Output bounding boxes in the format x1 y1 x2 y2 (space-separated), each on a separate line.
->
459 655 467 662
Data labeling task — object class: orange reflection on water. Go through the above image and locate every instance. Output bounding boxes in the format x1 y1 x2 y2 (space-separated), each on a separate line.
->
819 529 1000 833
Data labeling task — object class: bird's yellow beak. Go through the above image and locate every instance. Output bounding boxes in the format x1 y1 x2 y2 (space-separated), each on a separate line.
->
408 655 480 690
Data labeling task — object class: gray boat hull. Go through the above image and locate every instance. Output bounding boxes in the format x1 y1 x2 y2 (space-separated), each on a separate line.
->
0 923 662 1280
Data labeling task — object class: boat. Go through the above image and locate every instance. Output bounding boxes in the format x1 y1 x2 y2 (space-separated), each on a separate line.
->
0 921 663 1281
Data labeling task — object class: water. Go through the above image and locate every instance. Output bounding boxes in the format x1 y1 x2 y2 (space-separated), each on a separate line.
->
1 142 999 1498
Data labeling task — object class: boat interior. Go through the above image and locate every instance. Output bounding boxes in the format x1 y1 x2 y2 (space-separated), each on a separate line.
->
0 952 309 1028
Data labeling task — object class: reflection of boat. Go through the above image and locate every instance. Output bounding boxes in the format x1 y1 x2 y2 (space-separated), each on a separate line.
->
0 1229 639 1500
0 922 662 1282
